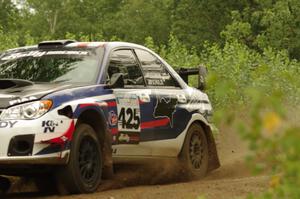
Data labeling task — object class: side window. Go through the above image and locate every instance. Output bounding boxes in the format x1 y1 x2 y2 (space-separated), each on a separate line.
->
107 49 145 87
135 49 178 87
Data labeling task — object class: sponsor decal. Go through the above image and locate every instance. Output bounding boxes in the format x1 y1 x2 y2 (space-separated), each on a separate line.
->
147 79 164 86
42 120 62 133
38 120 75 155
116 95 141 132
112 135 117 143
118 133 130 142
153 96 177 127
108 111 118 126
111 128 118 144
9 96 37 105
117 132 139 144
1 50 89 61
0 121 17 128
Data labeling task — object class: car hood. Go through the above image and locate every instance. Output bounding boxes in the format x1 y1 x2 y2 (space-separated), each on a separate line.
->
0 79 88 108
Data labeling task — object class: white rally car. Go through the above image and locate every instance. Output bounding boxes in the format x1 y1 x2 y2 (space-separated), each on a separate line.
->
0 40 219 194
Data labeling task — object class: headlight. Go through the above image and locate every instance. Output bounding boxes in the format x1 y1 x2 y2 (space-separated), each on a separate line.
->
0 100 52 120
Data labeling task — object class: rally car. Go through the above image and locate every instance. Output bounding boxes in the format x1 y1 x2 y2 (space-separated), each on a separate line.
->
0 40 220 194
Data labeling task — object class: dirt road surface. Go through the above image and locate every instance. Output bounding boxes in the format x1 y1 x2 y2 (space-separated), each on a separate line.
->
4 125 269 199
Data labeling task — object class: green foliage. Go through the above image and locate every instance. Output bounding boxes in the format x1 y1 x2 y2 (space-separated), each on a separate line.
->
145 34 200 68
197 38 300 198
255 0 300 59
144 36 159 54
0 28 18 51
113 0 172 44
3 0 300 59
236 92 300 199
221 11 252 43
0 0 20 32
152 33 300 199
200 40 300 108
172 0 249 50
224 0 300 59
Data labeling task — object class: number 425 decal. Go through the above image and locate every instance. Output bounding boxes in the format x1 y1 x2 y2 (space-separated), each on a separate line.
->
118 107 141 131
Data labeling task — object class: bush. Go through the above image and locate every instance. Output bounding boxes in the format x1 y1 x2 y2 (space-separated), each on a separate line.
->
200 40 300 108
199 39 300 198
146 34 300 198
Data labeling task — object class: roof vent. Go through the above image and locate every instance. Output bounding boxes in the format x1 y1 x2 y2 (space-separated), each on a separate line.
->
0 79 34 89
38 40 76 49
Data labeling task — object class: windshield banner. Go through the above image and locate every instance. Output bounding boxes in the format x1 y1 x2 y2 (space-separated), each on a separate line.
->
1 50 89 61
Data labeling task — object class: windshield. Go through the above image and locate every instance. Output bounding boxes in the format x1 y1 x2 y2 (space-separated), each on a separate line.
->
0 48 103 83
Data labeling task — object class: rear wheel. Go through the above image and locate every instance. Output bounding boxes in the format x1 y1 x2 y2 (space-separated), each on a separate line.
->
56 124 102 194
179 123 209 179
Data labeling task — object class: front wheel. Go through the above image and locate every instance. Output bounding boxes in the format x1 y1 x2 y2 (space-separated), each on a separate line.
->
56 124 102 194
179 123 209 179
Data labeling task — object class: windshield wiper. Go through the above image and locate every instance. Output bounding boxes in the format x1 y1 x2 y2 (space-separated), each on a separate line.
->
52 79 71 83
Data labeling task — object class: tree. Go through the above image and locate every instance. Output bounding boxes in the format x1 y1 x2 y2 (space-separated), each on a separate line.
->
112 0 173 44
0 0 20 32
171 0 249 50
22 0 123 41
223 0 300 59
23 0 72 39
66 0 122 40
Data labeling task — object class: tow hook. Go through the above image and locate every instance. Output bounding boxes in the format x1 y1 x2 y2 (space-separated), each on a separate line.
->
0 176 11 194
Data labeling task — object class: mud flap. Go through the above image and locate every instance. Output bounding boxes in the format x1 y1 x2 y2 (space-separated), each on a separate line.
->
204 125 221 172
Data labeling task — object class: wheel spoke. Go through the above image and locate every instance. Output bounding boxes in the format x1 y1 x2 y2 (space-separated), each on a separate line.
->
189 131 205 170
78 135 101 183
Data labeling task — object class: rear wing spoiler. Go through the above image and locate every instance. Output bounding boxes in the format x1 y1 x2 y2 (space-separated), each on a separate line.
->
177 66 208 90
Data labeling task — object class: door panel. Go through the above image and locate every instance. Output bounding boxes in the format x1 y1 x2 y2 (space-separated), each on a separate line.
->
143 89 191 141
113 89 153 156
106 49 154 156
134 48 191 141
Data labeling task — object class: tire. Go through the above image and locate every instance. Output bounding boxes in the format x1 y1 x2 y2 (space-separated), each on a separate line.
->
179 123 209 179
56 124 102 194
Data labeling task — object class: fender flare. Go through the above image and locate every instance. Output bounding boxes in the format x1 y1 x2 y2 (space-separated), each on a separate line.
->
73 103 113 173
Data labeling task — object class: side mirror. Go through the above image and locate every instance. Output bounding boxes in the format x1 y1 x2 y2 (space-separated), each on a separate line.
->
109 73 124 88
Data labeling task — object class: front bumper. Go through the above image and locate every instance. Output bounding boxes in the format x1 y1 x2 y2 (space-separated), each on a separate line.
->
0 109 73 165
0 150 69 165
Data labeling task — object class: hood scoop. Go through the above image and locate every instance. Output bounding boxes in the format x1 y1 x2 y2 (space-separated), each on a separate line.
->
0 79 34 89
